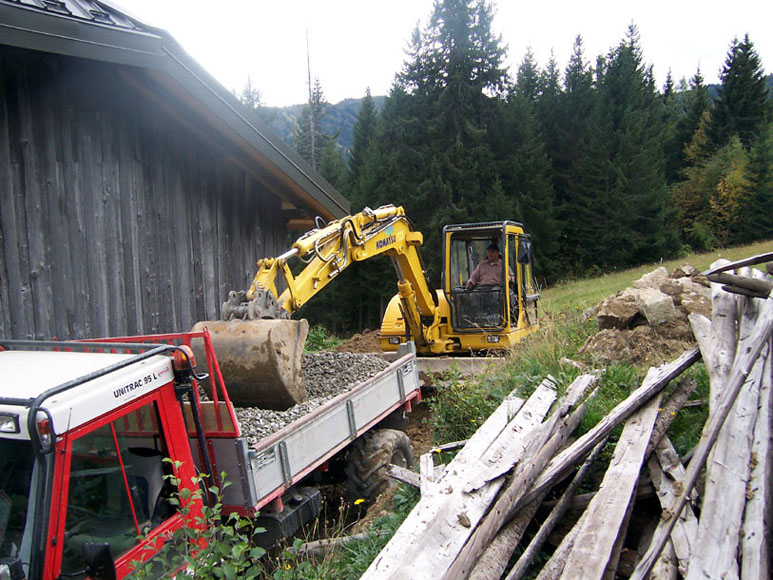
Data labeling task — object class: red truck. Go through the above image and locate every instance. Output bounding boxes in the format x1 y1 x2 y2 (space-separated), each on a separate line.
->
0 330 420 579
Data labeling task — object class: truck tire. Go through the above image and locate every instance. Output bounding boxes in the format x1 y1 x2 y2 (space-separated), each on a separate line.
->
345 429 414 509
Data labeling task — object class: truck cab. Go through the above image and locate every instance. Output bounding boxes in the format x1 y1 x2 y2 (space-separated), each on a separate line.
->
0 346 201 580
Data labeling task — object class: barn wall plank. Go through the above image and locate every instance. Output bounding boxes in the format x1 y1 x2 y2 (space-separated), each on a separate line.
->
0 50 15 337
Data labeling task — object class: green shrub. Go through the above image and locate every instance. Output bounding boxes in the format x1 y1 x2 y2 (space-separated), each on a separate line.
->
304 325 344 352
128 465 266 579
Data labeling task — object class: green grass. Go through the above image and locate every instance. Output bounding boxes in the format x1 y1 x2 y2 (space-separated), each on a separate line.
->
541 239 773 314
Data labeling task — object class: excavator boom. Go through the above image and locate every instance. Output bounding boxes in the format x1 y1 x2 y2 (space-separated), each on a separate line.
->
197 205 445 408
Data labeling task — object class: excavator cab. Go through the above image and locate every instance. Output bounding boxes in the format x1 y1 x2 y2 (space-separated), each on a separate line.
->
380 216 539 354
441 221 539 349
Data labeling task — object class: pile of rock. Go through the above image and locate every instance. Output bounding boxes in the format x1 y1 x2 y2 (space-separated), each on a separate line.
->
235 352 390 445
580 264 711 365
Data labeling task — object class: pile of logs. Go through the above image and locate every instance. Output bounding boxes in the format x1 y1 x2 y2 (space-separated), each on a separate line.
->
364 254 773 580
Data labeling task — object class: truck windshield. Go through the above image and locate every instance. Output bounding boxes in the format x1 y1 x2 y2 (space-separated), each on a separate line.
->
0 439 36 567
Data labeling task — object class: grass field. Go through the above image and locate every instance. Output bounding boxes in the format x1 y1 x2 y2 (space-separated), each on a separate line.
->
540 239 773 314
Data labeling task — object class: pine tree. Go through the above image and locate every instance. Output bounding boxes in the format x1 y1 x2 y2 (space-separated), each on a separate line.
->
575 25 676 267
661 69 683 183
348 88 378 188
490 89 557 275
238 75 262 110
295 78 329 169
514 47 541 103
708 35 769 151
374 0 512 279
670 69 711 178
545 37 596 273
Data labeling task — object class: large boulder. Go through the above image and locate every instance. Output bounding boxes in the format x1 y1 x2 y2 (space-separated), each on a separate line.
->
635 287 676 326
597 291 640 330
632 267 669 289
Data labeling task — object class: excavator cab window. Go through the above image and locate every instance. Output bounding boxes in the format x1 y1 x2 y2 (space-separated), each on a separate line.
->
447 236 507 331
507 235 520 326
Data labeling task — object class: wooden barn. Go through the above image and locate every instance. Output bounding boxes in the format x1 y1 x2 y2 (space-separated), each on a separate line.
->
0 0 349 340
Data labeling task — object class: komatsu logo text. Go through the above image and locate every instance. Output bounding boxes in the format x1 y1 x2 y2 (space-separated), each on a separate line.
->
376 234 396 250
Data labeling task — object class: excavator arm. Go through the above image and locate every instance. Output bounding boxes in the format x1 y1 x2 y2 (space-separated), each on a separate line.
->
221 205 443 349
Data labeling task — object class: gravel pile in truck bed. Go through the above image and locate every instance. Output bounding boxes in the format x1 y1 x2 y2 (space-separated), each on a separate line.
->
235 352 390 445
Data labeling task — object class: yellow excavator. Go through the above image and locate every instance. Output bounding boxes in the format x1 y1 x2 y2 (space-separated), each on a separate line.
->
194 204 540 408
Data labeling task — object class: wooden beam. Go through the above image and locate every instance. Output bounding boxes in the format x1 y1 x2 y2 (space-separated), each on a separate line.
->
468 493 544 580
687 310 762 580
646 376 698 459
446 377 596 580
557 396 662 580
647 436 698 576
420 452 437 496
505 439 607 580
387 464 420 488
741 331 772 579
708 259 737 414
361 391 525 579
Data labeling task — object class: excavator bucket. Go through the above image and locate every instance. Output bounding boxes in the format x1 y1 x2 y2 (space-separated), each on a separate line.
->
191 319 309 410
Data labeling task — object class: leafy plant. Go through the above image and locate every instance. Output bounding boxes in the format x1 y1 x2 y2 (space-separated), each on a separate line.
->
128 464 267 579
428 367 502 443
304 325 344 352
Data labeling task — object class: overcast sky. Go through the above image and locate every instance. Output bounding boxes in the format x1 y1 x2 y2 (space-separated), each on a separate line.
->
116 0 772 108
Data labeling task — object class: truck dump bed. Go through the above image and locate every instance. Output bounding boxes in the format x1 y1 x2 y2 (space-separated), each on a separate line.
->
236 352 420 511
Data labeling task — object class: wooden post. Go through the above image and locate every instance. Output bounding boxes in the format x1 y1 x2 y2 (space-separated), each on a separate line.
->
741 340 772 580
557 396 663 580
686 335 761 579
708 259 737 414
647 436 698 575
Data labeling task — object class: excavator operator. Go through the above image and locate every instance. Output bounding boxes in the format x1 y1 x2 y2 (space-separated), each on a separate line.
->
466 242 515 290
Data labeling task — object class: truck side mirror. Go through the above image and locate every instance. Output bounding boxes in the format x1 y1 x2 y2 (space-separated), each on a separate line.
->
82 543 116 580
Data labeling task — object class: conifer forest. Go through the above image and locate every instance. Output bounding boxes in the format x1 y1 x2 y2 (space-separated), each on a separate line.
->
242 0 773 333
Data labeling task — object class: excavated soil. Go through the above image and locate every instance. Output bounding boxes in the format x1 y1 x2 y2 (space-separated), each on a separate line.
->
580 317 696 366
579 265 705 365
335 329 382 353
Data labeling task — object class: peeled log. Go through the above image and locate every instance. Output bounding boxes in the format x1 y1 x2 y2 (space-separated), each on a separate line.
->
191 319 309 409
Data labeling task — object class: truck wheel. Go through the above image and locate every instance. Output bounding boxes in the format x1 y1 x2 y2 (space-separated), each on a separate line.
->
345 429 414 509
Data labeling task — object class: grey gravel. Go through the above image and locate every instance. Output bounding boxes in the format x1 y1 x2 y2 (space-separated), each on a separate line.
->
235 352 390 446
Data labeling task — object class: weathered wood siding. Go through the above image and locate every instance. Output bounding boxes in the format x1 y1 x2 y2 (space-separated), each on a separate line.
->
0 46 285 339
